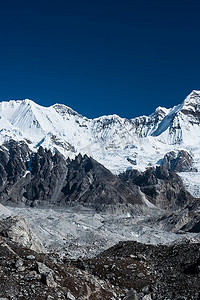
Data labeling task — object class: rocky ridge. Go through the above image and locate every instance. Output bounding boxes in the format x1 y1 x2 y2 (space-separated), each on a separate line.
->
0 139 200 241
0 140 144 210
84 240 200 300
119 165 195 211
0 140 198 215
0 224 121 300
161 150 197 172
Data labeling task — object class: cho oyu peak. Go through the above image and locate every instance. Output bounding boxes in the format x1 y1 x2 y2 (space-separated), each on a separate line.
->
0 91 199 174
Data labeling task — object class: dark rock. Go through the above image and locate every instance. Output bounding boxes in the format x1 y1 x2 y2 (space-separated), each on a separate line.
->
124 289 138 300
0 140 67 206
0 235 121 299
85 240 200 300
161 150 197 172
0 140 143 210
60 154 143 209
120 166 194 211
127 157 137 165
23 148 67 207
0 140 197 215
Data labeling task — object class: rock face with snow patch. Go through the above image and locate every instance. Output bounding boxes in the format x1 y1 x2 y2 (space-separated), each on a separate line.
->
0 140 198 214
161 150 197 172
0 140 145 210
0 141 67 207
120 166 194 211
60 153 144 209
23 146 67 207
0 140 30 190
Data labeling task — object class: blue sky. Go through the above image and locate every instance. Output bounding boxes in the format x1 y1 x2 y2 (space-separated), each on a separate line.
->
0 0 200 118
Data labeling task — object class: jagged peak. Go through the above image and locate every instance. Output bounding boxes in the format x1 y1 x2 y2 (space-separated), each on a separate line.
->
93 113 125 122
1 98 40 108
150 106 171 119
190 89 200 95
182 90 200 107
154 106 169 114
52 103 84 119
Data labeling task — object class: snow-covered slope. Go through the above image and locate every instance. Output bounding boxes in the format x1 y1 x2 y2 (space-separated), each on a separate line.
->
0 90 200 176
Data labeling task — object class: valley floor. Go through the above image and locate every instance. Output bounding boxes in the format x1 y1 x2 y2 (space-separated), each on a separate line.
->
7 206 200 259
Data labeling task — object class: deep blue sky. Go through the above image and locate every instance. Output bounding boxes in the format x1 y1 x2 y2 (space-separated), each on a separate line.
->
0 0 200 118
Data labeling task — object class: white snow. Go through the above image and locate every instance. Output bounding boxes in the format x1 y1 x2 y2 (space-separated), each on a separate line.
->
178 172 200 198
0 91 199 183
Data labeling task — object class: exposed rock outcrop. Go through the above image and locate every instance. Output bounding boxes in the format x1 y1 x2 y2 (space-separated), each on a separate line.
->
0 215 45 253
161 150 197 172
60 154 143 210
23 146 68 207
0 140 144 211
120 166 195 211
0 140 198 214
0 141 67 207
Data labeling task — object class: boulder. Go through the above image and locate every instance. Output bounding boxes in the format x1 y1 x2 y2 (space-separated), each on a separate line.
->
0 215 45 253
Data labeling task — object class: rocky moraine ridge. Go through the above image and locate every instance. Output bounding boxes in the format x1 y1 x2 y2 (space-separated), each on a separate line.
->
0 215 200 300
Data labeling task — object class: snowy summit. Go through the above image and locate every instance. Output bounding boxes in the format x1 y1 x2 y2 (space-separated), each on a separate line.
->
0 91 199 176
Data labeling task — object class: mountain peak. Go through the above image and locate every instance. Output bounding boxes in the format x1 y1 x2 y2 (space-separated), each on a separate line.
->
0 92 199 174
190 89 200 95
153 106 170 117
21 98 35 104
7 98 38 107
52 103 84 119
184 89 200 99
182 90 200 109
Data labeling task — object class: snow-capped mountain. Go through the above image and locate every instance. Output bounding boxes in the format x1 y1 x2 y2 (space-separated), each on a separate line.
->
0 90 200 176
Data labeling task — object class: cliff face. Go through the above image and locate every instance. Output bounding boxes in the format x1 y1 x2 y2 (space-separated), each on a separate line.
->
0 141 67 207
0 140 143 209
119 165 195 211
60 154 143 208
0 139 197 213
